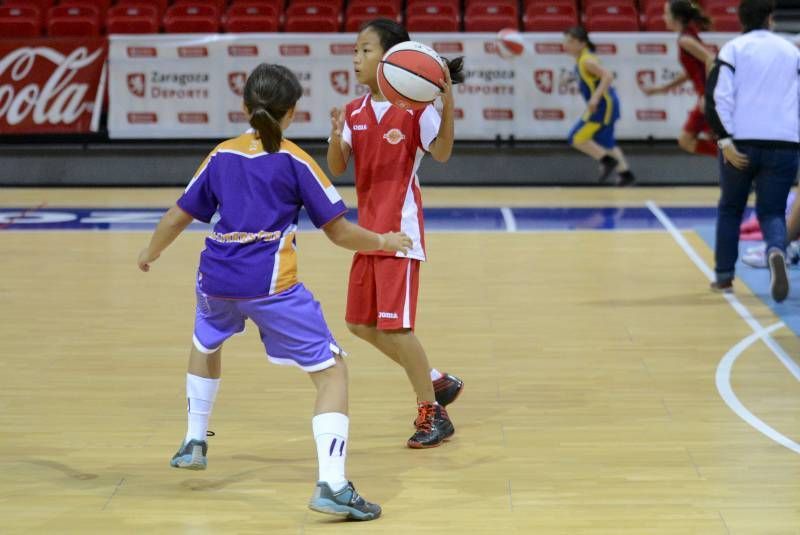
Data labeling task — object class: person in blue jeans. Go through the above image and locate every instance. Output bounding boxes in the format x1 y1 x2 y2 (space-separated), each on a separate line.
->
705 0 800 302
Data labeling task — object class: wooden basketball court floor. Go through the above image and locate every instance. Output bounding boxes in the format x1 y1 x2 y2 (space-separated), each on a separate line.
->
2 187 800 534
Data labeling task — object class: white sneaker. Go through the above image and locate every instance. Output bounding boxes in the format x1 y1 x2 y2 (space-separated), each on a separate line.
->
742 244 767 268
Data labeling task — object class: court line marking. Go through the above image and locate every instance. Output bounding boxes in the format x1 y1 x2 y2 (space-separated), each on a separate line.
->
500 207 517 233
647 200 800 454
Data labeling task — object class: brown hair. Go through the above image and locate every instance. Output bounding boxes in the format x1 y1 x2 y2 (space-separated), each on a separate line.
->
243 64 303 153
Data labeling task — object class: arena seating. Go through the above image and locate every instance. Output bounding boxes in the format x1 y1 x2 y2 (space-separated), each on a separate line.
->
0 0 742 35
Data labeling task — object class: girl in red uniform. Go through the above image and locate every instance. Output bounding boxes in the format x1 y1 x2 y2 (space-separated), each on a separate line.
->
327 19 465 449
643 0 717 157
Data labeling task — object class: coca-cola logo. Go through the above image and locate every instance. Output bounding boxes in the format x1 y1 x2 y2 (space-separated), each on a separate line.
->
534 109 565 120
330 70 349 95
636 109 667 121
433 42 464 54
0 45 105 129
330 43 355 55
127 73 145 98
483 108 513 120
637 43 668 54
228 45 258 57
228 72 246 96
534 69 554 94
636 70 656 90
280 45 310 56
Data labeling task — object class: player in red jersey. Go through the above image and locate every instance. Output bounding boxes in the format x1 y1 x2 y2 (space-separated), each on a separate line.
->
327 19 465 449
642 0 717 157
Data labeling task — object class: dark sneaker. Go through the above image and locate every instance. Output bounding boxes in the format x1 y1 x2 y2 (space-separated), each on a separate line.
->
308 481 381 521
407 401 454 449
616 170 636 187
434 373 464 407
769 249 789 302
710 279 733 293
170 439 208 470
598 155 619 184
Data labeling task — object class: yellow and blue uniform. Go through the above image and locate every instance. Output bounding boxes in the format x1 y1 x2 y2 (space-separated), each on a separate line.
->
567 48 621 149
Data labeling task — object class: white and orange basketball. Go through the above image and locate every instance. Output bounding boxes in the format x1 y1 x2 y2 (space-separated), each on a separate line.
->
497 28 526 58
377 41 445 111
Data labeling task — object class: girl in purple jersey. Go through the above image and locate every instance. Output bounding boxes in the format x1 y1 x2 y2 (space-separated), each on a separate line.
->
137 63 411 521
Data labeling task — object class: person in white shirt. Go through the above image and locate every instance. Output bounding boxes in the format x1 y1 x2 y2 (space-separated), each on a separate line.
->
705 0 800 302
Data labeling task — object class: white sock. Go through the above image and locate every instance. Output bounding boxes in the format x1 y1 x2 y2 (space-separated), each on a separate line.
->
312 412 349 492
430 368 444 381
185 373 220 443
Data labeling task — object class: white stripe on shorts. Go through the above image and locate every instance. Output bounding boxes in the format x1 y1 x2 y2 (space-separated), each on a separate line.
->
402 260 411 329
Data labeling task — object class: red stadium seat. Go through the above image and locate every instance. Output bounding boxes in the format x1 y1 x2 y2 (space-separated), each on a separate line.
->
643 3 667 30
523 4 577 31
523 0 575 9
708 4 740 30
59 0 111 18
345 3 401 31
163 4 219 33
285 3 339 19
107 4 159 33
289 0 342 10
285 13 340 30
406 12 459 31
465 0 519 9
116 0 169 17
173 0 228 13
584 4 640 31
407 0 458 8
407 2 459 19
46 4 101 36
4 0 54 12
464 3 518 31
223 9 279 32
0 7 41 37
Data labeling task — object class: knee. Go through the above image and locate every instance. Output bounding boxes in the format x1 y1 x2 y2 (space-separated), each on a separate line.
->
346 322 372 340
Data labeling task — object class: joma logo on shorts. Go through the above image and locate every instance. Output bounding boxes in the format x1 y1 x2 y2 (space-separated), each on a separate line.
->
378 312 399 319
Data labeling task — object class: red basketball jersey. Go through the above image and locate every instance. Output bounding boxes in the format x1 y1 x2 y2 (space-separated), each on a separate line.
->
679 26 707 96
342 95 440 261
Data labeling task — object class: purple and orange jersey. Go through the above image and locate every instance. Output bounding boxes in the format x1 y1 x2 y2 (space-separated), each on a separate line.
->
178 131 347 299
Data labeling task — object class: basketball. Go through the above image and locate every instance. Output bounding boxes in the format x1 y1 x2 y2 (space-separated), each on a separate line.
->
377 41 445 111
497 28 525 58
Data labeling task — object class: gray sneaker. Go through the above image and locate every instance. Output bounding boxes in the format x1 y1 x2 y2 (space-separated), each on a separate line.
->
170 439 208 470
308 481 381 521
768 249 789 303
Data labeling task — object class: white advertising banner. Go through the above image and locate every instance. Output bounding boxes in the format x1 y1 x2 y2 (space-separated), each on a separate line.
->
109 32 739 140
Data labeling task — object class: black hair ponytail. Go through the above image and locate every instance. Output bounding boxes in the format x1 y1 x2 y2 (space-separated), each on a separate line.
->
243 63 303 153
442 56 465 84
669 0 711 30
564 26 596 52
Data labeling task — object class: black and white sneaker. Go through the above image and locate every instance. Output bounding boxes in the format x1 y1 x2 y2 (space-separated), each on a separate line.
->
768 249 789 302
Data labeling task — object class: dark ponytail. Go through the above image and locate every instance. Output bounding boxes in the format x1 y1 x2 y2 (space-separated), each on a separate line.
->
243 63 303 153
564 26 596 52
669 0 711 31
442 56 465 84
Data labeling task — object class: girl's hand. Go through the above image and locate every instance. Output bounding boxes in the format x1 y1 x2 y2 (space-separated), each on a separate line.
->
642 86 662 96
587 98 599 114
138 247 160 272
329 107 344 139
438 65 453 108
380 232 413 255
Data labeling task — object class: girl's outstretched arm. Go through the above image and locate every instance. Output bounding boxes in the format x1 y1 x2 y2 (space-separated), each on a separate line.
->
429 67 455 163
138 204 195 272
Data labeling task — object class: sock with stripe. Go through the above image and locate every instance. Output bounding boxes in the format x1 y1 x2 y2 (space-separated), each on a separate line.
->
185 373 220 443
312 412 349 492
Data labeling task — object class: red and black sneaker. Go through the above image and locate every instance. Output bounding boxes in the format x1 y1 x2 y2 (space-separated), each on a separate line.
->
434 373 464 406
407 401 455 449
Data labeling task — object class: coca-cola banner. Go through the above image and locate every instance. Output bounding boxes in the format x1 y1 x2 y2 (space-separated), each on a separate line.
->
109 32 747 140
0 38 107 134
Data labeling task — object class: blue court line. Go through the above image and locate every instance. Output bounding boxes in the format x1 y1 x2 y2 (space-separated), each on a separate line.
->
0 206 730 232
